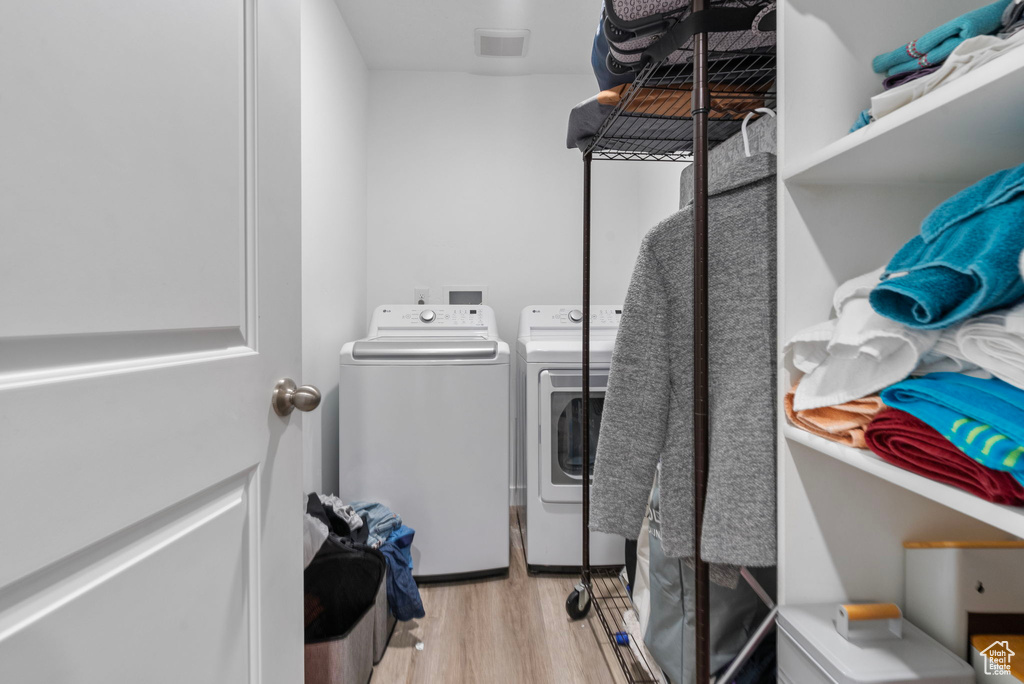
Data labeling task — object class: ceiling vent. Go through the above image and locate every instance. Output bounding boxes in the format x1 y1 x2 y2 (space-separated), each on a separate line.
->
475 29 531 58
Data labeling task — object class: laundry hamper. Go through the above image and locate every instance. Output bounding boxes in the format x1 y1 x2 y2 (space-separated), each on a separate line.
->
305 572 388 684
372 574 396 665
304 535 389 684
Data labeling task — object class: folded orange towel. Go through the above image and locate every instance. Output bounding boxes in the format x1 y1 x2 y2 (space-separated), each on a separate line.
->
596 83 768 119
784 384 886 448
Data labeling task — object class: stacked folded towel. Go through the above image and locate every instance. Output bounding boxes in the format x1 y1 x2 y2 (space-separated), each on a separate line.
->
849 0 1022 131
1000 0 1024 36
913 326 983 376
881 373 1024 485
786 267 940 410
871 162 1024 330
784 164 1024 506
882 65 941 90
784 385 884 448
952 303 1024 387
872 0 1011 76
870 30 1024 122
864 409 1024 506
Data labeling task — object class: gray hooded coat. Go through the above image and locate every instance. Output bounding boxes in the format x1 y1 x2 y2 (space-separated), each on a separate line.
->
590 152 777 567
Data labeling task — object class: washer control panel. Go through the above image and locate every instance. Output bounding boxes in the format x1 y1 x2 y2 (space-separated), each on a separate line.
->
369 305 497 335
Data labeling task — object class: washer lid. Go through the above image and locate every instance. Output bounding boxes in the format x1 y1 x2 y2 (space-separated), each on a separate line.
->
352 337 499 361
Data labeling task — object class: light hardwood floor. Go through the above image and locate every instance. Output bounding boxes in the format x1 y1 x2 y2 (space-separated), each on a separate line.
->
372 508 627 684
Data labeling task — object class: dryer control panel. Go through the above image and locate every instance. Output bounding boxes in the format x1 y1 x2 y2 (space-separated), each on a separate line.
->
369 305 499 337
518 305 623 335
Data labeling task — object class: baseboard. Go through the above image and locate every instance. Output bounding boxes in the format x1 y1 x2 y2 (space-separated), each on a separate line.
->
509 485 525 507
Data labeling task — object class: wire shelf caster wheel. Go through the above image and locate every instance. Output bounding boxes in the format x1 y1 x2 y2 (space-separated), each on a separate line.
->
566 582 592 620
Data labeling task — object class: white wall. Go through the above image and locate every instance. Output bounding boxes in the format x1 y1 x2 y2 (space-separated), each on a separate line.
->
365 70 683 346
365 70 682 499
301 0 368 494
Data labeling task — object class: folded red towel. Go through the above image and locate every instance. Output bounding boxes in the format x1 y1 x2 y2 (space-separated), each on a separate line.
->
865 409 1024 506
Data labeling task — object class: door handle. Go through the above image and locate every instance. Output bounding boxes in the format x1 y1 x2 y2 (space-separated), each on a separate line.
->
272 378 322 417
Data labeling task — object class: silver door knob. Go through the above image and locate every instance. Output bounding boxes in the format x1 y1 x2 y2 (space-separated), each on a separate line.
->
272 378 321 417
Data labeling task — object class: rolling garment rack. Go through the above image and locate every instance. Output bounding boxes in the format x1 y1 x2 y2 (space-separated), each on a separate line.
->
563 2 777 682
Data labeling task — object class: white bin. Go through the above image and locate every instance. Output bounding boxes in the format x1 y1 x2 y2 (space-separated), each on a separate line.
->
778 604 974 684
904 541 1024 659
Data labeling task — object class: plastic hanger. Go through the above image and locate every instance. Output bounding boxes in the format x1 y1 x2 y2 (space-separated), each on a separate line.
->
742 107 776 157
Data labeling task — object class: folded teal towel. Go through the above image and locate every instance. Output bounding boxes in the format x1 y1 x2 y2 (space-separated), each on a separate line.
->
881 373 1024 484
872 0 1011 76
870 162 1024 329
849 108 872 132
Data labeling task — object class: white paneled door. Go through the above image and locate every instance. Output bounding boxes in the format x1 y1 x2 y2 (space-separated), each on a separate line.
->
0 1 303 682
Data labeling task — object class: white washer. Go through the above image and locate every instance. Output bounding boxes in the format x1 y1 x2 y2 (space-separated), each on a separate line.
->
516 305 625 571
339 305 510 580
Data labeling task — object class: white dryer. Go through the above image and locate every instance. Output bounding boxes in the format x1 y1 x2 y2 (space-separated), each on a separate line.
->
339 305 509 580
516 305 625 571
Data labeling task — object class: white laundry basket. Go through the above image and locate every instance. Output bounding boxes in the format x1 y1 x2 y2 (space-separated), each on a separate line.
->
778 604 974 684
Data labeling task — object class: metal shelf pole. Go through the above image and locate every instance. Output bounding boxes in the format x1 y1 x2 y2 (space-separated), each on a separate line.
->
691 1 712 681
582 151 593 589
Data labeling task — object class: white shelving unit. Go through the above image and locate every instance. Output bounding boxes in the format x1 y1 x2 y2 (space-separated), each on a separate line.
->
784 426 1024 538
783 45 1024 186
777 0 1024 609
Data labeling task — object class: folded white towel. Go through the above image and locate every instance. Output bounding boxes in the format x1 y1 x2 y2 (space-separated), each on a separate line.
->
786 268 940 411
913 325 979 375
955 303 1024 389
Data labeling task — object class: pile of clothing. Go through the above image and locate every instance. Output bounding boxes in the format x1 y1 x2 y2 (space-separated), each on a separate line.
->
568 2 776 155
850 0 1024 132
303 494 424 633
785 162 1024 506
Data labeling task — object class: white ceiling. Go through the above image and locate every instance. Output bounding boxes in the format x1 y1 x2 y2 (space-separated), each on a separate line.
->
332 0 600 75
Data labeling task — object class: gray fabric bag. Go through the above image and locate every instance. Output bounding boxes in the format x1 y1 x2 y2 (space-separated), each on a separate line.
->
643 474 770 684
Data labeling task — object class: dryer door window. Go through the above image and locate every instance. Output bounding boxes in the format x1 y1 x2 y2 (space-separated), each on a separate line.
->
538 369 609 504
550 392 604 483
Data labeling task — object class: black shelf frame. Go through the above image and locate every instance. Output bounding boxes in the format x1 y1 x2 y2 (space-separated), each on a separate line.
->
575 3 776 683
